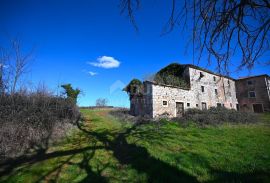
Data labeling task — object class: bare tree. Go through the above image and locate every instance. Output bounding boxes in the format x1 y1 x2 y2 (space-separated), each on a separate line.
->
96 98 109 107
120 0 270 73
0 37 34 94
0 47 10 95
10 39 33 94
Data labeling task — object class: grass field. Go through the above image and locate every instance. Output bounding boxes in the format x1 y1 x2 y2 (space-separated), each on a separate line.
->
0 109 270 182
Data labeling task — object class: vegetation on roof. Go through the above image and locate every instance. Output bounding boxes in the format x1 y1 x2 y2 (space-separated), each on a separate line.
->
154 63 189 88
123 79 144 98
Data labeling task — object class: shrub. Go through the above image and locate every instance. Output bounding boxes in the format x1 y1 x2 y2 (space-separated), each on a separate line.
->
0 92 80 160
109 108 151 124
176 107 259 127
61 84 81 103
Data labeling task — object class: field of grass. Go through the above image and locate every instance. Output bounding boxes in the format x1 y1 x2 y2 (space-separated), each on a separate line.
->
0 109 270 182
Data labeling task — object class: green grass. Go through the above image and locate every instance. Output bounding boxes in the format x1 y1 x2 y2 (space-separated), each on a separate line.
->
1 110 270 182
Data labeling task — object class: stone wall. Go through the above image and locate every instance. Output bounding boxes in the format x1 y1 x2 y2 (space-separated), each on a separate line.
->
189 67 238 109
151 67 238 118
130 82 153 117
236 76 270 112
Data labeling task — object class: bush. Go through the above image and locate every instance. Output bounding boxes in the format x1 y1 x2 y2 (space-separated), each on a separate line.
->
109 108 151 124
0 92 80 160
176 107 259 127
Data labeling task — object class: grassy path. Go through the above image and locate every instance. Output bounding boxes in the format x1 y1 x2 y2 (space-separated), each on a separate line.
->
0 109 270 182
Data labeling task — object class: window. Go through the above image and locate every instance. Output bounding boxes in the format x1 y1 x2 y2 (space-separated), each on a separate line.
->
222 104 225 107
249 91 256 98
187 103 190 107
196 104 199 108
227 80 230 85
247 80 253 85
163 101 168 106
230 103 232 108
213 76 216 81
202 102 207 110
215 89 218 95
201 86 205 92
217 103 222 107
200 72 204 78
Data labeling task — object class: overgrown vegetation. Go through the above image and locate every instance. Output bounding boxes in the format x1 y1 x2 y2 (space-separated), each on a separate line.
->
0 38 82 161
124 79 144 98
0 91 80 160
1 109 269 182
154 63 189 88
61 84 81 103
176 107 259 127
124 64 190 98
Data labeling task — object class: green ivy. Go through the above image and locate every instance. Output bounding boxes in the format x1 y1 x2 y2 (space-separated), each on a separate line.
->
123 79 143 98
61 84 81 103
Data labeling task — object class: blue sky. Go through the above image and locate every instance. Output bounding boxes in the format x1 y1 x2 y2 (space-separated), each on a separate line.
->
1 0 269 107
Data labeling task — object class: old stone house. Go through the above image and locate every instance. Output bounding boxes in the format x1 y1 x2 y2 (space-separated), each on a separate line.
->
128 63 269 118
236 75 270 113
129 64 238 118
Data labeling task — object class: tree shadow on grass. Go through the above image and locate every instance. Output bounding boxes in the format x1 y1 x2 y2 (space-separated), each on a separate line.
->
0 138 107 182
77 117 270 183
77 118 198 183
1 114 269 183
0 145 104 176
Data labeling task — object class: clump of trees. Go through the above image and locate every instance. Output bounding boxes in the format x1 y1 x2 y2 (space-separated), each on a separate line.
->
96 98 109 107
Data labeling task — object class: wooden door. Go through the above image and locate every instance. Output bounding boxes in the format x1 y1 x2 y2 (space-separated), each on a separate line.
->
253 104 263 113
176 102 184 117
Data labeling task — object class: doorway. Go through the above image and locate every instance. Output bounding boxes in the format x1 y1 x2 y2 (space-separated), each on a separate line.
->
176 102 184 117
253 104 263 113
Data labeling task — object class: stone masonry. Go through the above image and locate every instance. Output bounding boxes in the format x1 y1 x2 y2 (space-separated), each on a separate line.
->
236 75 270 112
130 64 239 118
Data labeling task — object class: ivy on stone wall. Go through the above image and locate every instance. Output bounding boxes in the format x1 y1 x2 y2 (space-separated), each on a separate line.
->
123 79 143 99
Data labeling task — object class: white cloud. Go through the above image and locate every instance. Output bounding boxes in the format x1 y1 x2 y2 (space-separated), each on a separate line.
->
88 71 98 76
88 56 120 69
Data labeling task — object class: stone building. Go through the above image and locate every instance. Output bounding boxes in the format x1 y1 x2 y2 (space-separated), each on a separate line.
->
236 75 270 113
129 64 238 118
